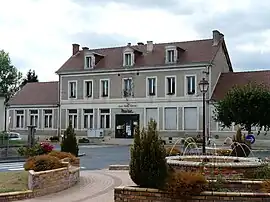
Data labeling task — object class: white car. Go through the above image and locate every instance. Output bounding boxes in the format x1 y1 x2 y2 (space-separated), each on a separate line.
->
7 132 22 141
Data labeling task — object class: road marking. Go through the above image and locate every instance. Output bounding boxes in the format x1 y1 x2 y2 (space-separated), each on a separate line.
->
0 162 24 171
80 167 86 169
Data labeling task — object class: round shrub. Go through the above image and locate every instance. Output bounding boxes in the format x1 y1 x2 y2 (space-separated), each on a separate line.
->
48 150 77 164
24 155 65 172
165 171 208 196
129 119 168 189
18 142 54 157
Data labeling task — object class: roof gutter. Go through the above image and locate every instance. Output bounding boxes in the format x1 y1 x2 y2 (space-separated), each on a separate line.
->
55 62 211 76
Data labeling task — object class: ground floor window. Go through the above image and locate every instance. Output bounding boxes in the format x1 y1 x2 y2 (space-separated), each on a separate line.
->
164 107 177 130
146 108 158 126
68 109 78 129
29 109 38 127
44 109 53 128
184 107 197 130
15 110 24 128
99 109 110 129
83 109 94 129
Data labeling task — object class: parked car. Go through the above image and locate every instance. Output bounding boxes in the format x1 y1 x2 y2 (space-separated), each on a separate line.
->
7 132 22 141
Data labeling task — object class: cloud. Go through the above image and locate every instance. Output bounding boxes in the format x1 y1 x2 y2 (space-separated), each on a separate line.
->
0 0 270 82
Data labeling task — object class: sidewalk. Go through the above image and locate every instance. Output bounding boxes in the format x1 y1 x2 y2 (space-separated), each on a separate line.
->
21 170 134 202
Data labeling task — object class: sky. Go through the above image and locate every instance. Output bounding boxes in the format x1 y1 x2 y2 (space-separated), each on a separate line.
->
1 0 270 81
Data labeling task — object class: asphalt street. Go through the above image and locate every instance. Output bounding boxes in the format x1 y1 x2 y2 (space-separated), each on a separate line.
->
0 145 131 172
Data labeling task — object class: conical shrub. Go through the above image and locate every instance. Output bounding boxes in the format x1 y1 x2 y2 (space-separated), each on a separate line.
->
61 121 79 157
129 119 168 188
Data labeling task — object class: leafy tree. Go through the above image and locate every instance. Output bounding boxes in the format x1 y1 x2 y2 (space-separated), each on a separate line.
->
0 50 22 103
129 119 168 188
61 121 79 157
21 69 39 87
214 82 270 134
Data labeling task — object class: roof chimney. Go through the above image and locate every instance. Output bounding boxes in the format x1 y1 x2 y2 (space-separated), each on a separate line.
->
147 41 153 52
127 43 131 47
212 30 224 46
137 42 144 46
72 43 80 55
82 47 89 51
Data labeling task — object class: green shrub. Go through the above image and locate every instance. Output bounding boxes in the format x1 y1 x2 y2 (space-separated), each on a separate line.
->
129 119 168 189
216 148 232 156
243 164 270 179
61 122 79 157
166 146 181 156
24 155 65 172
18 142 54 157
165 171 208 196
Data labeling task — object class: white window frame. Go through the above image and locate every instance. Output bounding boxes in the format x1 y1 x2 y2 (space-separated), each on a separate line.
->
100 79 110 98
43 109 53 129
14 110 25 129
82 109 94 129
84 54 95 69
99 108 110 129
67 109 78 129
146 76 157 97
122 77 133 97
123 50 134 67
68 80 77 99
124 53 132 66
28 109 39 128
165 75 176 96
182 107 199 131
165 46 177 64
185 74 197 96
83 80 93 99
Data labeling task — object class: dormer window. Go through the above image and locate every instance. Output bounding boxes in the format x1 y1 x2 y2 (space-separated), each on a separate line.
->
125 53 132 66
165 46 178 64
84 55 95 69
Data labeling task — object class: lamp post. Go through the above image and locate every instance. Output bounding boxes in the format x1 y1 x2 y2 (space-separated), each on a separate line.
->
199 78 209 155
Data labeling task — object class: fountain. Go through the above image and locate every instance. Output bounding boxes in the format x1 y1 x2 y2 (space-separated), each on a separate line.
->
166 136 264 178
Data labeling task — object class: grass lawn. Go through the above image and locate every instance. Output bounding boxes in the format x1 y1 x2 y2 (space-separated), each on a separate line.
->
0 171 29 193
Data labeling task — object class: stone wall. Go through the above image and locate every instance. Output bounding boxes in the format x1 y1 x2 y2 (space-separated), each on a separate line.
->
28 166 80 196
114 186 270 202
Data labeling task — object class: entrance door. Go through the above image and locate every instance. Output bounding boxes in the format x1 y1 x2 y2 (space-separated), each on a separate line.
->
115 114 139 138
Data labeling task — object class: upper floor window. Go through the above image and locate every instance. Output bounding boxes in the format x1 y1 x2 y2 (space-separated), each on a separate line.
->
167 50 175 63
29 109 38 127
68 81 77 99
147 77 156 96
186 75 196 95
100 79 109 97
166 76 176 95
124 53 132 66
84 80 93 98
123 78 133 97
15 110 24 129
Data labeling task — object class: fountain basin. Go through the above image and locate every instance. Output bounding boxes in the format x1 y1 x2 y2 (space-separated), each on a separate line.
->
167 155 264 178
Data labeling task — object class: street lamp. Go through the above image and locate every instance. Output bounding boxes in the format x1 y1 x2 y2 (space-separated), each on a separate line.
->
199 77 209 155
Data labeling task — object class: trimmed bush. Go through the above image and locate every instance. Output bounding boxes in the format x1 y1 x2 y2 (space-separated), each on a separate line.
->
216 148 232 156
48 150 77 164
129 119 168 189
261 180 270 193
243 164 270 179
165 171 208 196
166 146 181 156
24 155 66 172
61 122 79 157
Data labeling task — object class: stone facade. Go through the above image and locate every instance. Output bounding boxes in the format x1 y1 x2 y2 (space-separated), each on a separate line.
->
114 186 270 202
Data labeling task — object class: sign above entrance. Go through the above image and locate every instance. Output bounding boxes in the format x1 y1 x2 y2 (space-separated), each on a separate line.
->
121 109 133 113
118 103 137 108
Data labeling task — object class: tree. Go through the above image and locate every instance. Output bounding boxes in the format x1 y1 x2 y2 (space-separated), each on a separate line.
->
61 121 79 157
214 82 270 134
0 50 22 103
129 119 168 188
21 69 38 87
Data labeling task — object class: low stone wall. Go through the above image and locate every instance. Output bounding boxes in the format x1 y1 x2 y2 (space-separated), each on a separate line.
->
109 165 129 170
28 166 80 196
114 186 270 202
0 165 80 201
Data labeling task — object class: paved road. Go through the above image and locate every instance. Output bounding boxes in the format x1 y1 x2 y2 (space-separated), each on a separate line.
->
0 145 131 172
